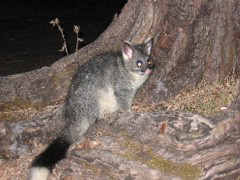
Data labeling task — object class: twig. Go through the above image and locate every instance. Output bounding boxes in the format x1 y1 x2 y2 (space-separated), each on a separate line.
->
50 18 69 55
73 25 84 52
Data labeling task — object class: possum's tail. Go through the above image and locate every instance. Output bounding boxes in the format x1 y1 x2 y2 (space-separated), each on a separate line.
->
29 137 71 180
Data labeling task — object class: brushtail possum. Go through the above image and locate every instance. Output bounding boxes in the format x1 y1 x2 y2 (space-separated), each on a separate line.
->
29 38 154 180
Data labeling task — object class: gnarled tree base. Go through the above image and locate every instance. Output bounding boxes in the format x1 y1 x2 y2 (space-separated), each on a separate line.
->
0 0 240 179
1 97 240 179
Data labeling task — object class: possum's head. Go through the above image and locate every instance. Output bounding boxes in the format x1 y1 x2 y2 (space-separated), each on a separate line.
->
122 38 154 76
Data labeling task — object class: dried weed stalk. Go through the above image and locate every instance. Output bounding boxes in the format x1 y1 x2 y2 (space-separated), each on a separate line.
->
50 18 69 55
73 25 84 52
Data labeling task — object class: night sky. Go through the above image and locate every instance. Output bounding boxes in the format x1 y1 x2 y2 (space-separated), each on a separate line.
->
0 0 127 75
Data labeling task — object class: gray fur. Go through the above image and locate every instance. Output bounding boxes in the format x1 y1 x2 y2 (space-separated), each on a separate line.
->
29 39 154 180
62 39 154 142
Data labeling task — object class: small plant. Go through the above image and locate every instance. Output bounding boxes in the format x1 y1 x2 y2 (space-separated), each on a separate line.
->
50 18 69 55
73 25 84 52
50 18 84 55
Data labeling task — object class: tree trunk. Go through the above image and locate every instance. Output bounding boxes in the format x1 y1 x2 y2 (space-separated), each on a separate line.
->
0 0 240 179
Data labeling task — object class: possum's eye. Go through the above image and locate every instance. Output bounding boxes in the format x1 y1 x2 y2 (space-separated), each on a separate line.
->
136 60 143 68
147 59 154 68
147 59 152 65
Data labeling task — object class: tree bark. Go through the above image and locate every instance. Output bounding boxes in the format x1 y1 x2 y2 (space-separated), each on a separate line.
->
0 0 240 179
1 100 240 179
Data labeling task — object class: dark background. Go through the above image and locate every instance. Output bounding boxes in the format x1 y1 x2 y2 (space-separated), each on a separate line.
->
0 0 127 75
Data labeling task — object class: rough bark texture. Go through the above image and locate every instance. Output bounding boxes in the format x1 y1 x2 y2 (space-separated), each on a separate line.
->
1 99 240 179
0 0 240 179
1 0 239 120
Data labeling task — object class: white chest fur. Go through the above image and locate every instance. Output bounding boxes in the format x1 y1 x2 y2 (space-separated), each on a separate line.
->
130 72 148 89
97 85 120 117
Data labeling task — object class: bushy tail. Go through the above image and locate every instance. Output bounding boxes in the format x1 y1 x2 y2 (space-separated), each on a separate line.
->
29 137 71 180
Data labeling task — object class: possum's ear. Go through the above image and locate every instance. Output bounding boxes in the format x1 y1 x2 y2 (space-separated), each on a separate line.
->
122 41 134 60
144 37 153 55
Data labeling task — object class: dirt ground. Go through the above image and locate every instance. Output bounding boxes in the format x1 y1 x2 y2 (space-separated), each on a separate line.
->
0 0 127 76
